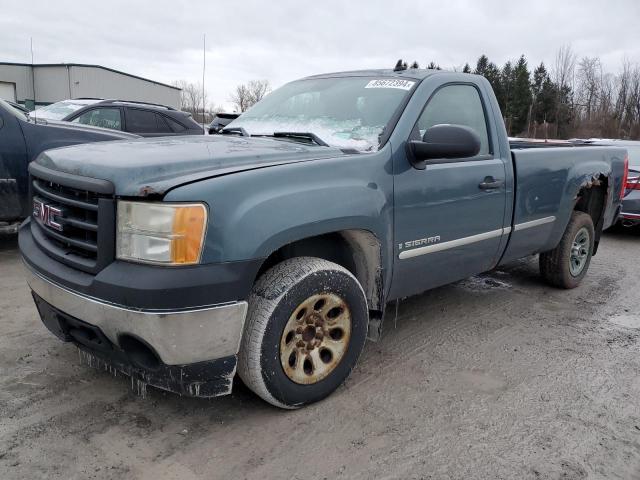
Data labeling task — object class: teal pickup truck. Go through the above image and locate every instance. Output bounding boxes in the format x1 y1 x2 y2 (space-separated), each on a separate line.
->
19 68 627 408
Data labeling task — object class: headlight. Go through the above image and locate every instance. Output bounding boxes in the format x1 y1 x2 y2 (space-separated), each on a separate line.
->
116 201 207 265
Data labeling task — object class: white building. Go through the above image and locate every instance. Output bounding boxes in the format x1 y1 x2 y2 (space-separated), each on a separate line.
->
0 63 181 109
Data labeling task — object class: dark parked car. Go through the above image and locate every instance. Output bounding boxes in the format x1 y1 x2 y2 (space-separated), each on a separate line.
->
575 140 640 227
7 100 29 115
35 99 203 137
0 99 137 233
208 112 239 134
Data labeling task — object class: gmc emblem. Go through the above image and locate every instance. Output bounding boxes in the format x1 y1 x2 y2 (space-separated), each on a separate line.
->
33 198 64 232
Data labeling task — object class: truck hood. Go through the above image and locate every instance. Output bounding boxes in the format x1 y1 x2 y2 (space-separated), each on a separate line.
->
34 135 348 196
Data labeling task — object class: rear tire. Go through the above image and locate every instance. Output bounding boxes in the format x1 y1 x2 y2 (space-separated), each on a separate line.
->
539 211 594 289
238 257 368 409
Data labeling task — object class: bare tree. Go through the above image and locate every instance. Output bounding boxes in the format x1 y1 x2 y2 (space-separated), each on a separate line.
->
553 45 576 93
630 66 640 138
552 45 577 137
230 80 271 112
172 80 210 122
576 56 602 122
615 60 634 137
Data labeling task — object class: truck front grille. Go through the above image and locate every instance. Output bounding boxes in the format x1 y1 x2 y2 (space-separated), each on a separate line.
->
30 172 115 274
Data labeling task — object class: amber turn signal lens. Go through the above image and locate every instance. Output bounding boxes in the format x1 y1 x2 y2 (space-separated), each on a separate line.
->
171 205 207 264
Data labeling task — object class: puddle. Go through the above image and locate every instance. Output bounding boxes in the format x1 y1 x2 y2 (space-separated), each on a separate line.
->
458 275 511 292
608 314 640 329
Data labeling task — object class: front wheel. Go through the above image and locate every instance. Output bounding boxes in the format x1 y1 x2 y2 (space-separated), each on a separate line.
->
539 211 595 289
238 257 368 408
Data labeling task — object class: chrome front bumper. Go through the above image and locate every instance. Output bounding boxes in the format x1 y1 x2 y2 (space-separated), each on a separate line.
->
24 263 248 365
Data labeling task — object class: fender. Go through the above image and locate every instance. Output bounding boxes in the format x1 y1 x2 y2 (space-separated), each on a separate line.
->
164 146 395 277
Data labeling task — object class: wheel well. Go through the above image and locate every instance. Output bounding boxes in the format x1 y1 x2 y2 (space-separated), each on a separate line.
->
573 176 608 253
256 230 384 312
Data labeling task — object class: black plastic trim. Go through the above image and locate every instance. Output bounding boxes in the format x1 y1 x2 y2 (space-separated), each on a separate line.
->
35 220 98 252
32 180 99 210
29 163 114 195
20 219 263 310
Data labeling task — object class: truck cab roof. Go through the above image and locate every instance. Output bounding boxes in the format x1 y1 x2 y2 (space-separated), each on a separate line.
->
303 68 455 81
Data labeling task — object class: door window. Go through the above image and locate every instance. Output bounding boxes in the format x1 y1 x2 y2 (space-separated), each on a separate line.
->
154 114 173 133
416 85 490 155
125 109 159 133
72 108 122 130
165 116 187 132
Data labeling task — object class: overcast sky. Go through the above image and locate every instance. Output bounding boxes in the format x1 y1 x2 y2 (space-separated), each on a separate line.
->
2 0 639 108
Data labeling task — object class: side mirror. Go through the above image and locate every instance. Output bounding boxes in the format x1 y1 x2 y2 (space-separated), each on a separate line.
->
407 124 481 169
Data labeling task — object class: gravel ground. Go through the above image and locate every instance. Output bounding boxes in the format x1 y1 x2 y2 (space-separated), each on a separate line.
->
1 229 640 480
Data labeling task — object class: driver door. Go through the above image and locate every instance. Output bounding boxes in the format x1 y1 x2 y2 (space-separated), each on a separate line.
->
390 83 508 299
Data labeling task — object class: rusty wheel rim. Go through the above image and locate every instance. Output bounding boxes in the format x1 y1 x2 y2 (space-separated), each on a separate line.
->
280 293 352 385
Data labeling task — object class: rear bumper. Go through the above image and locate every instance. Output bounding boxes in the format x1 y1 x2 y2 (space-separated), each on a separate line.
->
620 190 640 224
25 262 248 366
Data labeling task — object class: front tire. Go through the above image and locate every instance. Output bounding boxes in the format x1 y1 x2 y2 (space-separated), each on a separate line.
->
238 257 368 408
539 211 595 289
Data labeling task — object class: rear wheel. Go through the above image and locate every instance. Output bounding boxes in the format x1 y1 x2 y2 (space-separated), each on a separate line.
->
238 257 368 408
539 211 594 289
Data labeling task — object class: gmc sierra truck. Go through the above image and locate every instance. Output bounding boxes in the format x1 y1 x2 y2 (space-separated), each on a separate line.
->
19 68 627 408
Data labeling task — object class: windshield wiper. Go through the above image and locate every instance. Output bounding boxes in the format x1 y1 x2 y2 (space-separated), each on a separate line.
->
272 132 330 147
221 126 250 137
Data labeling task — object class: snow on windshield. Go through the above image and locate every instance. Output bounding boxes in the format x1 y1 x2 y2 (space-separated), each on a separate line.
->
228 77 415 152
235 116 385 151
35 100 98 120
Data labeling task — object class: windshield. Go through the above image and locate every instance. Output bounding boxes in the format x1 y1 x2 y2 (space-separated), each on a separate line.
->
0 99 28 121
35 100 100 120
625 145 640 168
227 77 417 152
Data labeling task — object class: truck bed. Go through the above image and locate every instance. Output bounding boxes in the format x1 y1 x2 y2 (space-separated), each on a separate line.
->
500 145 627 264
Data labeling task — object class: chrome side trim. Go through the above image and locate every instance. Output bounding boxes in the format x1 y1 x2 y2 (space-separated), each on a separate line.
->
24 263 248 365
398 216 554 260
620 212 640 219
513 215 556 231
399 228 505 259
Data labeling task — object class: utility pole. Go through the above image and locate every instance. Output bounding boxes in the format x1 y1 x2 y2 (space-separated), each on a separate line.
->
31 37 36 119
202 34 206 131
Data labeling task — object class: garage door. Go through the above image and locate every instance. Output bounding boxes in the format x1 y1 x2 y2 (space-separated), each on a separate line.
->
0 82 16 102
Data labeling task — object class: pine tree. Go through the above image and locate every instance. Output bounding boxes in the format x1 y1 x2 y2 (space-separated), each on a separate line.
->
474 55 489 75
500 61 515 132
531 62 558 131
462 63 471 74
508 55 533 135
394 59 405 71
474 55 502 109
556 84 575 138
426 61 441 70
410 61 419 69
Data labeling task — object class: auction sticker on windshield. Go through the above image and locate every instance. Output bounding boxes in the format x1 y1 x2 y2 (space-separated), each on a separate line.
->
365 79 415 90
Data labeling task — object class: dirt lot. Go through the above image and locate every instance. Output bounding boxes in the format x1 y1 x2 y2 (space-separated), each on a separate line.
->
1 229 640 480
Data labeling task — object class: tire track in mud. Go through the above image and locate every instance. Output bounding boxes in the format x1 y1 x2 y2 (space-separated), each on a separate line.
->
2 231 640 479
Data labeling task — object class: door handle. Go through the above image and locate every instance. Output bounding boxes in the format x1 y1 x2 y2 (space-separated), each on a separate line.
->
479 177 504 190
